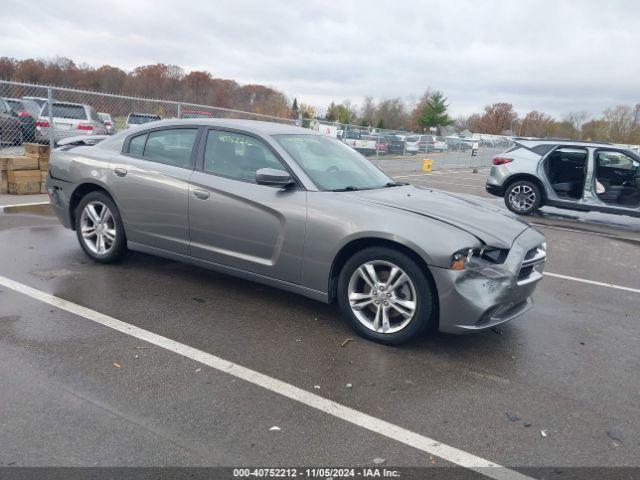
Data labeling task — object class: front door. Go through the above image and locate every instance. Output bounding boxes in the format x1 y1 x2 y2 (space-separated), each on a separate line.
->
109 126 201 254
188 128 307 284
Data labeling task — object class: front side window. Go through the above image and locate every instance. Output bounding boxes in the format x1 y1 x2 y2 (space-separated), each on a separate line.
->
276 134 393 191
597 151 637 170
203 130 284 183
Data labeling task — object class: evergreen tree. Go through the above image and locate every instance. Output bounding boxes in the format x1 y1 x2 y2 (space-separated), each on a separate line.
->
418 91 453 132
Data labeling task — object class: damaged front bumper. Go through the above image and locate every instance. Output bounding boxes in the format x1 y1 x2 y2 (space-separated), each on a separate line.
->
431 227 546 334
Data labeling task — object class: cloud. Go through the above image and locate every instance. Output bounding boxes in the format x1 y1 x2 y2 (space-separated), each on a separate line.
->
2 0 639 117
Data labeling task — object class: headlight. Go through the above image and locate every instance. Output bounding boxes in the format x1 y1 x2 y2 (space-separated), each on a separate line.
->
449 246 508 270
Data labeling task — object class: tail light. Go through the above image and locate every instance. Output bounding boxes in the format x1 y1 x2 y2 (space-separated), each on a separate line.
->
104 121 112 126
35 119 50 128
17 111 30 117
492 157 513 165
77 123 94 131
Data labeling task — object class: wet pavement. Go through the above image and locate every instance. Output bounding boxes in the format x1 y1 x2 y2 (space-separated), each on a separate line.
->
0 173 639 476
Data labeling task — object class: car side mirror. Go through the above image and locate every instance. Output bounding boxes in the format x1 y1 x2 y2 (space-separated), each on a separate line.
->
255 168 294 188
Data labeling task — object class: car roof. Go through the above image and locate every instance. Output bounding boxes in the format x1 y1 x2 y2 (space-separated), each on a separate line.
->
122 118 316 136
514 138 612 148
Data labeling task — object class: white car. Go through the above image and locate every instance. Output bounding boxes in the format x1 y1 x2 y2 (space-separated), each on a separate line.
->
36 101 107 143
405 135 421 154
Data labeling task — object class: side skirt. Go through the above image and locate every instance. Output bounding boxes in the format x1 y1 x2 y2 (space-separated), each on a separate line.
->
127 241 329 303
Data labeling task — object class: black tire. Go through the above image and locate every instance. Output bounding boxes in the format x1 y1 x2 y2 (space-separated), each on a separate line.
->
337 247 435 345
74 191 127 263
504 180 542 215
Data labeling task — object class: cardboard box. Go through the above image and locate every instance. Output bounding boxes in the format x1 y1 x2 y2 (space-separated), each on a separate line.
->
40 182 47 194
8 181 41 195
39 160 49 171
8 170 43 183
41 170 48 182
24 143 50 158
5 156 39 171
0 171 7 194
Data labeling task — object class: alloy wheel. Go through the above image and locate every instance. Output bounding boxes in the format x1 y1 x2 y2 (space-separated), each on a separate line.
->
347 260 417 334
80 201 116 255
508 185 536 211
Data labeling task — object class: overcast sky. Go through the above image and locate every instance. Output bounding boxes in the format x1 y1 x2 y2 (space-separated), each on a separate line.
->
2 0 639 118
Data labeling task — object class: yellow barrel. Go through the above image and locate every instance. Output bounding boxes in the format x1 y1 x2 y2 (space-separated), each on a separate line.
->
422 159 433 172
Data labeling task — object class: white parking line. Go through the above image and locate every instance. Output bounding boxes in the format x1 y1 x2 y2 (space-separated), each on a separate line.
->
0 201 50 209
0 274 532 480
410 180 486 189
393 169 490 179
545 272 640 294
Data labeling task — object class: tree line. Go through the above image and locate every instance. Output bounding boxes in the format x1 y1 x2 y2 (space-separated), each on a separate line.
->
0 56 291 118
2 56 638 144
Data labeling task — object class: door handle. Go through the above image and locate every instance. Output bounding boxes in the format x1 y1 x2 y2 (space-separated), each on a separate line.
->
193 189 210 200
114 167 128 177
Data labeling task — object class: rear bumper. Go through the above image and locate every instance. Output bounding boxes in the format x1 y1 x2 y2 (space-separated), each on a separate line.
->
431 227 546 334
44 172 74 229
485 184 504 197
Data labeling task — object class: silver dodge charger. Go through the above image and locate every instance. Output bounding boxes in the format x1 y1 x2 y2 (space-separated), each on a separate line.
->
46 119 546 344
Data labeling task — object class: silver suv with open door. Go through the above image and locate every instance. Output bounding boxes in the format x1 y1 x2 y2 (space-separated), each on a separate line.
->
485 139 640 218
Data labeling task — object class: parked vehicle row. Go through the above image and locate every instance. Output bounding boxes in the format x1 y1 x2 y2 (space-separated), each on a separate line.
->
0 95 169 146
336 128 465 156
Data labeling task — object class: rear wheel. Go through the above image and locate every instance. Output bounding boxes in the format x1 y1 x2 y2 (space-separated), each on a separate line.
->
75 191 127 263
504 180 542 215
337 247 435 345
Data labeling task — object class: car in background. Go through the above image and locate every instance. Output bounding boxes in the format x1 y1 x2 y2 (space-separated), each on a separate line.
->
375 135 389 154
341 129 377 156
98 113 117 135
35 101 108 144
180 109 213 119
446 137 474 151
419 135 447 153
485 139 640 217
405 135 421 154
22 96 49 108
387 134 408 155
4 97 39 142
0 98 23 145
46 118 546 344
125 113 162 128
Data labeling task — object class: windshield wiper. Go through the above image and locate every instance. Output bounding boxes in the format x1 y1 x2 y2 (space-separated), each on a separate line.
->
382 181 408 187
331 186 359 192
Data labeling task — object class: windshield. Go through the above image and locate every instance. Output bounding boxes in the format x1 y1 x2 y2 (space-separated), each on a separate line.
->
276 134 393 191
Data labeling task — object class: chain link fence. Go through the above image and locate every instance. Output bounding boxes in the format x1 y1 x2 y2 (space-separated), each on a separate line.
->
304 120 512 175
0 80 295 156
0 80 509 187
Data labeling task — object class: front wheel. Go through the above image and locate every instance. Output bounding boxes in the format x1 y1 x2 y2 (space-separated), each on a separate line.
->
337 247 435 345
75 191 127 263
504 180 542 215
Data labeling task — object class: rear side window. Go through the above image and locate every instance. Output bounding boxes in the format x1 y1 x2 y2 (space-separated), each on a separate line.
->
140 128 198 168
128 133 147 156
531 144 556 156
41 103 87 120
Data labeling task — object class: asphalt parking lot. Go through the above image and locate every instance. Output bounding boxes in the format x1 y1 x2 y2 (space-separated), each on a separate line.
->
0 169 639 478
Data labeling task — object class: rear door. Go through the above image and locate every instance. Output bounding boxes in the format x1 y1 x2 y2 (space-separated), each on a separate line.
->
188 128 307 283
109 126 202 255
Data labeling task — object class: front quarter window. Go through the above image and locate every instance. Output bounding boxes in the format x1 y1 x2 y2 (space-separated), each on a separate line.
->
276 134 392 191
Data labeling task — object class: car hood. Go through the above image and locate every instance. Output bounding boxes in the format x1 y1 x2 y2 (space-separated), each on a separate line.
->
346 185 530 249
